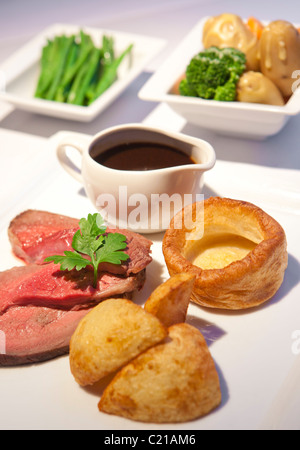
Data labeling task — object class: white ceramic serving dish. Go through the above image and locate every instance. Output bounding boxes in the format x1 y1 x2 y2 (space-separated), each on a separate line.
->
138 17 300 140
0 23 165 122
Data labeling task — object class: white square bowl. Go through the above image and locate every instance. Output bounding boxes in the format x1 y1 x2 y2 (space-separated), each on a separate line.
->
138 17 300 140
0 23 166 122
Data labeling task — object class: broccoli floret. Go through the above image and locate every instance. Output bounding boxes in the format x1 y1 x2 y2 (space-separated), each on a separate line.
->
214 71 240 101
178 78 198 97
180 46 246 102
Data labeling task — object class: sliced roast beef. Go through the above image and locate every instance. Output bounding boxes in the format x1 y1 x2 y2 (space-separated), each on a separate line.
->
8 210 79 263
0 305 92 366
0 263 146 315
1 209 152 366
0 293 133 366
8 210 153 275
0 264 146 366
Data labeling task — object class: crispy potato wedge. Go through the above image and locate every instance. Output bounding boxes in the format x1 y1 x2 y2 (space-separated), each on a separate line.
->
144 273 195 327
69 298 167 386
99 323 221 423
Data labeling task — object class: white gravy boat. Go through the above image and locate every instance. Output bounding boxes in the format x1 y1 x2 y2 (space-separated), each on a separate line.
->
56 123 216 233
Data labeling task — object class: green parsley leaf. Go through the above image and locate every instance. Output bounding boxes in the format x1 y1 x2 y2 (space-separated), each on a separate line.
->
96 232 129 265
45 251 90 271
95 213 107 232
72 213 106 255
44 213 129 288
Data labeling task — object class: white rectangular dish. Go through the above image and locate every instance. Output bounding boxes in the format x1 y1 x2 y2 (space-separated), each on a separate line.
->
138 17 300 140
0 23 166 122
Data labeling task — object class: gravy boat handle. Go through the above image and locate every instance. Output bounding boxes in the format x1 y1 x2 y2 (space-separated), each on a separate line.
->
56 132 91 183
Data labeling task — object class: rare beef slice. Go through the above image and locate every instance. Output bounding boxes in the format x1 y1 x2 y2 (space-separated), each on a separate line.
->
0 305 92 365
8 210 153 274
0 264 146 366
0 263 146 314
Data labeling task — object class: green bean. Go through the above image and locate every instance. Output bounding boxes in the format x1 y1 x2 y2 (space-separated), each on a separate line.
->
89 43 133 104
45 35 74 101
61 31 94 87
66 47 100 105
53 32 94 103
84 48 104 102
34 42 51 97
35 37 60 98
81 34 113 102
102 35 115 66
54 41 79 102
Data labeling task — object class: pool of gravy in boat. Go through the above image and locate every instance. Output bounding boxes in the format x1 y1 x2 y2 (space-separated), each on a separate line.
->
92 142 196 171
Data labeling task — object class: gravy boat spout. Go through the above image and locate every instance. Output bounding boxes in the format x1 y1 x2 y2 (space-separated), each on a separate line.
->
56 123 216 233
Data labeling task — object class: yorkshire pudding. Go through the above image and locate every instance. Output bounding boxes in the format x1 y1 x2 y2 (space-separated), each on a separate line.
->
162 197 288 310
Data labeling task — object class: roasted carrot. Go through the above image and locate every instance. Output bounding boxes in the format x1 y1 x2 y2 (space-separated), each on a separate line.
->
247 16 264 39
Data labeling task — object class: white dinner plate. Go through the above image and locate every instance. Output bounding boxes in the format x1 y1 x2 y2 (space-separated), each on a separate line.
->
0 106 299 430
0 23 165 122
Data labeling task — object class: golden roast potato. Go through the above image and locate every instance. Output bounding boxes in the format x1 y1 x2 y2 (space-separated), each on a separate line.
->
144 272 195 327
69 298 167 386
259 20 300 98
237 71 285 105
203 13 260 71
99 323 221 423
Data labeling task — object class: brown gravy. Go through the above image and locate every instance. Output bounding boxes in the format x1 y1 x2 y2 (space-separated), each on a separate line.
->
92 142 195 171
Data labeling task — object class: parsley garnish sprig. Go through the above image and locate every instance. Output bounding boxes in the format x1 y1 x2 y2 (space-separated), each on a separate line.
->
45 213 129 288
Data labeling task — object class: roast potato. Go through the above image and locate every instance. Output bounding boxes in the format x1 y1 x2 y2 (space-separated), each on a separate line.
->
144 273 195 327
98 323 221 423
237 71 285 105
203 13 260 71
259 20 300 98
69 298 167 386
